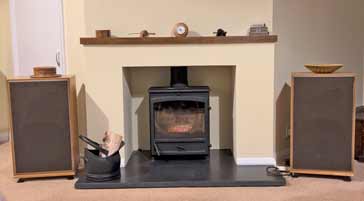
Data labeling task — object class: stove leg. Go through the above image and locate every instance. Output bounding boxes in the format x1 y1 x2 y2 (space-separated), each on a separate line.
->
67 176 75 180
17 178 25 183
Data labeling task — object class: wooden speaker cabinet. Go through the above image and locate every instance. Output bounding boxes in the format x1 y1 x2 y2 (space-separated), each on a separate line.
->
291 73 355 177
7 76 79 179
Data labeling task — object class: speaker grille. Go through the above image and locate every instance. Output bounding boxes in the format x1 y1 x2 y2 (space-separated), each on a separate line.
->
10 81 72 173
293 77 354 171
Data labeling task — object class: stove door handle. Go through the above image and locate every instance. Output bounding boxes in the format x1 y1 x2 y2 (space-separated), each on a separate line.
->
154 143 161 156
176 145 186 151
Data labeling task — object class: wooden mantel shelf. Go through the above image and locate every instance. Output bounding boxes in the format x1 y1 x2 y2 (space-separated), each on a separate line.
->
80 35 277 45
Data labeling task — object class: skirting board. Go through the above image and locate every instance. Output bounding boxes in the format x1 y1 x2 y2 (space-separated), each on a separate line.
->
120 159 125 167
235 157 276 166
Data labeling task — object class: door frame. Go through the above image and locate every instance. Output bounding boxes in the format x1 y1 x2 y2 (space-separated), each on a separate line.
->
9 0 67 76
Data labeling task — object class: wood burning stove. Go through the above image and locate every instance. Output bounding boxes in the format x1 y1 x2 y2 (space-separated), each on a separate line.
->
149 67 210 156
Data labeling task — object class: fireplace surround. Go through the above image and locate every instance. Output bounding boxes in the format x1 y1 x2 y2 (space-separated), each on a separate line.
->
75 38 280 189
78 42 276 167
149 67 210 156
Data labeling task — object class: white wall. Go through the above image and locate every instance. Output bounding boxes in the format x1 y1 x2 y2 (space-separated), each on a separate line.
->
83 0 273 37
274 0 364 104
63 0 276 164
274 0 364 165
0 0 13 133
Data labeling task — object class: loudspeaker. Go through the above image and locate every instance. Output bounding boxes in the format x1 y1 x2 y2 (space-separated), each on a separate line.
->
7 76 79 179
291 73 355 177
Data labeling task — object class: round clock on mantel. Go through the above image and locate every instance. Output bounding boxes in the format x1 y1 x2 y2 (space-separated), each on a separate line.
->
172 22 189 37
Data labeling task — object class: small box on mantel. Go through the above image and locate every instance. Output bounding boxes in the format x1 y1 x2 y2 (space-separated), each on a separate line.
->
96 30 111 38
249 24 269 36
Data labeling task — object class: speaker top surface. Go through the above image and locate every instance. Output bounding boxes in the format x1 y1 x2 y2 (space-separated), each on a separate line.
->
7 75 74 82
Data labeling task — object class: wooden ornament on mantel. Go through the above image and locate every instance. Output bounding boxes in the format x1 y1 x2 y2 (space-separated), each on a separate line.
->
128 30 156 38
96 30 111 38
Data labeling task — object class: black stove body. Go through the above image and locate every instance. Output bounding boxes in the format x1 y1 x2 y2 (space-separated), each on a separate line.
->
149 67 210 156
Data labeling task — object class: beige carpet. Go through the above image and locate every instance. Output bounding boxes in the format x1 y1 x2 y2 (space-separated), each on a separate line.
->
1 142 364 201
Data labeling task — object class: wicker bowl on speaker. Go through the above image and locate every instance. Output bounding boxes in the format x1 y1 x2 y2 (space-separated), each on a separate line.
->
304 64 343 74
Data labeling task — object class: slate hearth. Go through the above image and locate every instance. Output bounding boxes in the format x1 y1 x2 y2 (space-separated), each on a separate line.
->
75 150 286 189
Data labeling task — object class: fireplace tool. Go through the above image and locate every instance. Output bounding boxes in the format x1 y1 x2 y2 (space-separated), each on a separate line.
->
128 30 156 38
79 135 125 182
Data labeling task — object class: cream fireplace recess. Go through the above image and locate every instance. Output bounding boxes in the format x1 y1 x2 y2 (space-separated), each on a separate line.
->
123 66 234 159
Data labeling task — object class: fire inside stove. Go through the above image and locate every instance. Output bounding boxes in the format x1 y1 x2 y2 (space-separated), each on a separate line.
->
154 101 205 137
